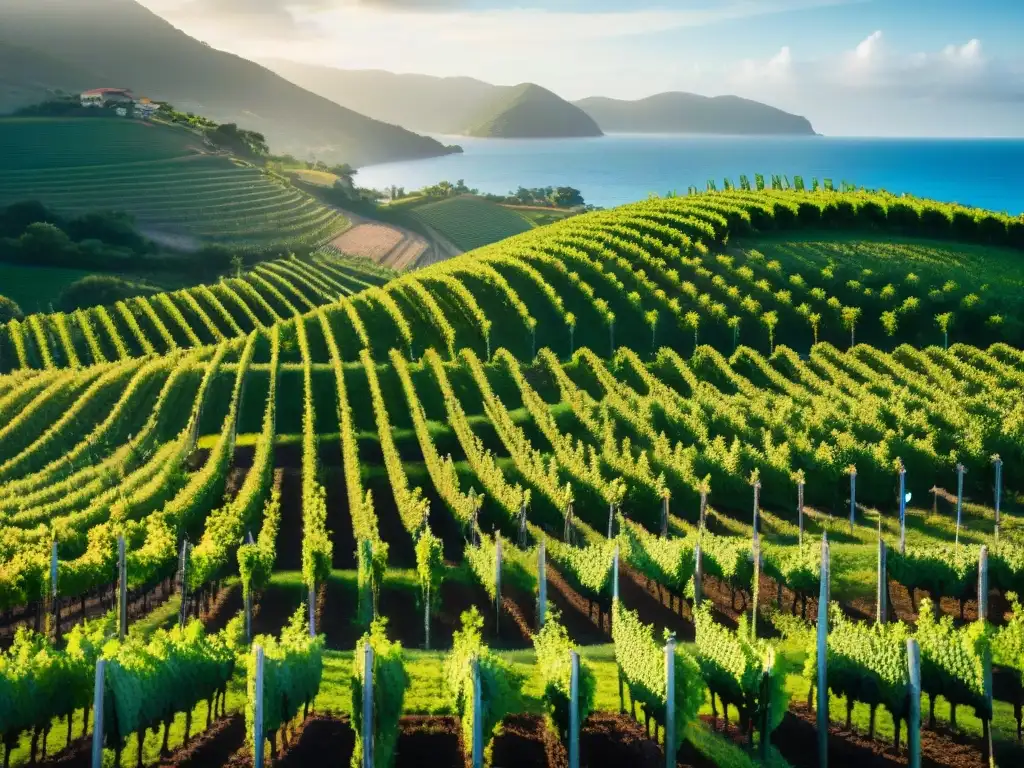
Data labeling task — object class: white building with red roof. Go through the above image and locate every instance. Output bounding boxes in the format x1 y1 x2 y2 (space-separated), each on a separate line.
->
80 88 135 107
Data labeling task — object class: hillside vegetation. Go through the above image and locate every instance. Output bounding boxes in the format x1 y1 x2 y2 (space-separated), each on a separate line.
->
0 118 349 250
466 83 603 139
3 186 1023 374
575 93 816 135
2 184 1024 768
407 196 534 251
0 0 457 166
0 39 98 114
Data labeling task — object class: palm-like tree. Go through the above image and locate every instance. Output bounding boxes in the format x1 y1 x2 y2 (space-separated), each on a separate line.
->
841 307 861 348
761 310 779 353
684 311 700 353
727 315 741 351
935 312 954 349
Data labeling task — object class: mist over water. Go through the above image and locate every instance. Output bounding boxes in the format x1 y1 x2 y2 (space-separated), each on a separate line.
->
356 134 1024 215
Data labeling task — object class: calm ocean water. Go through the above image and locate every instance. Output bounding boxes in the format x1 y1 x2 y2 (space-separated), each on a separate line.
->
356 135 1024 215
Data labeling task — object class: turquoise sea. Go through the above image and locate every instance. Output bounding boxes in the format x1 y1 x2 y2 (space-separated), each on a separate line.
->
356 135 1024 215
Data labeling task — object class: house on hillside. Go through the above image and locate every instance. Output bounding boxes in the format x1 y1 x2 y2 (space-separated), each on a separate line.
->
80 88 134 107
133 97 161 119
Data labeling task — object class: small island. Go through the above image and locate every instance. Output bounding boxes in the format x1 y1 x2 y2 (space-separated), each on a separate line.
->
465 83 604 139
574 92 816 135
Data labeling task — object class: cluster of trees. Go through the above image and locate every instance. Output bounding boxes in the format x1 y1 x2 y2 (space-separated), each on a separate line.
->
0 202 155 271
393 180 588 209
482 185 587 209
204 123 269 159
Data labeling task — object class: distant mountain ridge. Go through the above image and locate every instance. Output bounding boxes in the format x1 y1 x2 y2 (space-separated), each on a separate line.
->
574 93 816 135
0 0 459 166
262 60 816 138
466 83 602 139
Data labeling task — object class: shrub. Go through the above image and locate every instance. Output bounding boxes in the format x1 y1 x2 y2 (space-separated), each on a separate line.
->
57 275 159 313
0 295 23 323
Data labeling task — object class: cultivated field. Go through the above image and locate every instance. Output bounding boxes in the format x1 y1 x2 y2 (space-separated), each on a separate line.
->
2 186 1024 768
0 118 350 251
407 196 535 251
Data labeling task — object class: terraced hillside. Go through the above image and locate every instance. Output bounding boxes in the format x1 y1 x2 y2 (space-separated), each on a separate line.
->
0 252 394 372
0 118 350 250
2 185 1023 768
5 188 1022 374
407 195 535 250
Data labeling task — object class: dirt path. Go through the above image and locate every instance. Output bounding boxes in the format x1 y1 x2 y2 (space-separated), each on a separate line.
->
327 209 433 270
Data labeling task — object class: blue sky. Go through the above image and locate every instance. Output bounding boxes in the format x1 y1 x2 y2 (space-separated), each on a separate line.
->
142 0 1024 136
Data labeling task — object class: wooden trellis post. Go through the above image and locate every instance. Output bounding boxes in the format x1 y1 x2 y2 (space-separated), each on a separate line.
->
898 463 907 555
117 535 127 640
660 494 669 538
179 539 191 627
664 634 677 768
50 540 60 645
253 645 265 768
538 537 547 629
992 456 1002 543
877 537 887 624
817 534 830 768
569 651 581 768
907 639 921 768
693 543 703 608
362 641 375 768
752 479 761 546
309 580 316 638
955 463 967 550
471 659 483 768
495 535 503 634
849 467 857 534
797 480 805 547
91 659 106 768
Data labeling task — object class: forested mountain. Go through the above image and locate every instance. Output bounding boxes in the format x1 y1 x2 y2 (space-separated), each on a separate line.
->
574 92 816 135
466 83 603 139
0 0 459 166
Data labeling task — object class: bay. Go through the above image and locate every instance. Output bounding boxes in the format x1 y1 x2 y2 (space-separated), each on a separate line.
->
356 135 1024 215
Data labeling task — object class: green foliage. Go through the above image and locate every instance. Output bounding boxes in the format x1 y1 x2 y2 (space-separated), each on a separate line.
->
351 619 409 768
695 605 788 737
247 606 324 748
532 613 596 744
620 521 695 594
0 613 115 751
612 601 705 751
444 608 526 765
0 294 23 322
764 540 821 598
104 617 241 751
238 488 283 599
57 275 160 313
546 539 616 602
992 592 1024 687
916 598 990 718
887 544 978 602
803 605 911 724
415 528 445 618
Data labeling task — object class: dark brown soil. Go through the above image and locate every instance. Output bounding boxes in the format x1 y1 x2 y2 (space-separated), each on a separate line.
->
584 712 717 768
774 701 993 768
545 564 611 644
274 715 355 768
492 714 559 768
394 716 464 768
160 715 246 768
274 468 304 572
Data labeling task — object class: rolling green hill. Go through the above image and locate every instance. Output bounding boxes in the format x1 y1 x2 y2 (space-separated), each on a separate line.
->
5 185 1022 375
0 0 458 166
574 93 816 135
466 83 603 139
0 117 350 251
406 196 534 251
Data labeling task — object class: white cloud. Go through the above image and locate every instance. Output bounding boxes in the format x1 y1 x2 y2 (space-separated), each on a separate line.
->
854 30 883 61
